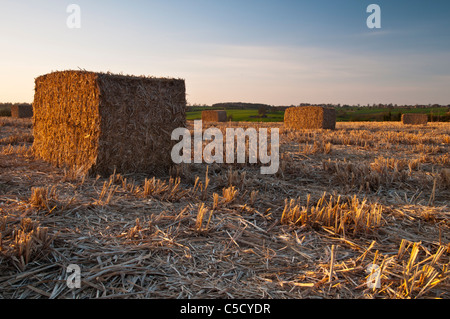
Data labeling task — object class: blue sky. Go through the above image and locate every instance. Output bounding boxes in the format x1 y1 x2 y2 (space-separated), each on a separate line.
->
1 0 450 105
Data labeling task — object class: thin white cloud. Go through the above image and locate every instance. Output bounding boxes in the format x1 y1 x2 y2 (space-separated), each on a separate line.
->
170 43 450 105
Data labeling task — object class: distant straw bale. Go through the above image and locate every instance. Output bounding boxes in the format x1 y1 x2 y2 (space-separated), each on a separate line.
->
401 113 428 125
201 110 227 122
284 106 336 130
441 168 450 189
32 70 186 176
11 104 33 118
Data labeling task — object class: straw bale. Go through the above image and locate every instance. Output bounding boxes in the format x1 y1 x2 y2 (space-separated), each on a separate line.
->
284 106 336 130
32 70 186 176
401 113 428 125
201 110 227 122
11 104 33 118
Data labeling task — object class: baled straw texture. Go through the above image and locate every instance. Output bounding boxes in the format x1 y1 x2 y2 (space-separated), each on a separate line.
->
402 113 428 125
284 106 336 130
201 110 227 122
32 70 186 176
11 104 33 118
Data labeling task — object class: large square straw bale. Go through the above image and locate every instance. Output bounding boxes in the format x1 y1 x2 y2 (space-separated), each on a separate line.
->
32 70 186 175
201 110 227 122
284 106 336 130
401 113 428 125
11 104 33 118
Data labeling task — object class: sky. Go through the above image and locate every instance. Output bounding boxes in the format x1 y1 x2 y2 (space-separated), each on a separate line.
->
1 0 450 106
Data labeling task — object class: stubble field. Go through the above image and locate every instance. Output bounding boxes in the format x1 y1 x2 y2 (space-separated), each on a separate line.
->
0 117 449 299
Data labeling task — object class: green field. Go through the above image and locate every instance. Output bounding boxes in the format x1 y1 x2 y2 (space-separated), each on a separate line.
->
335 107 449 122
187 106 450 122
1 104 449 122
187 107 285 122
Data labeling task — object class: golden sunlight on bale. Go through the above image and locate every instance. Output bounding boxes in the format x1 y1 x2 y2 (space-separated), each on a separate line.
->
401 113 428 125
32 70 186 176
284 106 336 130
201 110 227 122
11 104 33 118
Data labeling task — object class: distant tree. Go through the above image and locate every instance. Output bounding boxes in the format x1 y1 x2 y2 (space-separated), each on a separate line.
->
258 105 268 117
